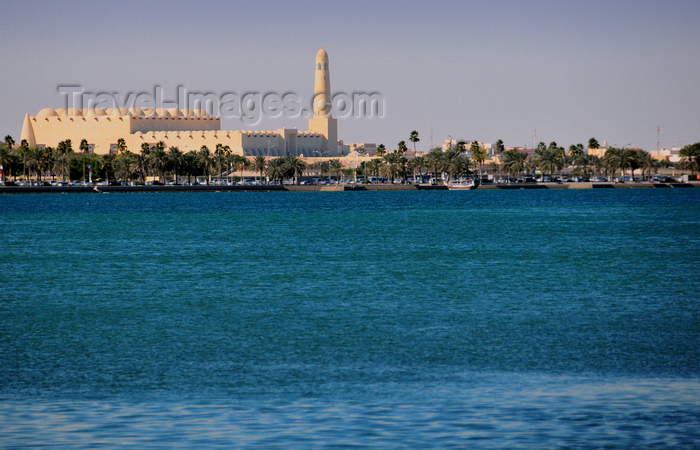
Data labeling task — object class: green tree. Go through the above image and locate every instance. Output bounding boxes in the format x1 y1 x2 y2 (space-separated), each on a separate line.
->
376 144 386 156
53 151 72 181
253 155 267 183
0 142 16 180
116 138 127 154
424 147 444 183
148 143 167 182
129 151 149 183
501 149 528 179
407 155 425 182
397 140 408 154
182 151 199 184
329 159 343 183
495 139 505 154
166 146 184 183
25 146 48 181
114 152 135 182
365 158 383 181
409 130 420 153
266 157 287 184
538 147 564 180
470 141 486 182
4 135 15 151
601 147 635 181
80 139 89 181
588 137 600 150
197 145 214 184
233 154 251 182
283 155 306 184
573 154 594 177
446 153 470 182
679 142 700 174
215 143 231 181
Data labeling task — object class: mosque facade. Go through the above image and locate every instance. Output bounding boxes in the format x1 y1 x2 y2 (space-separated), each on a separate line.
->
20 49 340 157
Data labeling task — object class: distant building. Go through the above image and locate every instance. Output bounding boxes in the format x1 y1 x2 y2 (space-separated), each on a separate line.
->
20 49 341 157
649 147 681 163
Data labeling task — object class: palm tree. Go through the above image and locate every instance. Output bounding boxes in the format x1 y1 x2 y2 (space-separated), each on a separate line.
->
446 154 470 183
79 139 90 181
376 144 386 156
25 146 49 181
114 152 135 182
283 155 306 184
407 155 425 183
148 143 167 183
53 152 71 182
568 143 584 175
0 142 15 181
182 151 199 184
602 147 634 181
365 158 382 181
129 151 149 183
424 147 444 183
197 145 214 184
166 146 184 183
381 152 399 183
253 155 267 183
266 157 287 184
495 139 505 154
57 139 72 155
116 138 127 154
397 140 408 154
470 141 486 183
501 149 527 180
588 137 600 152
573 154 594 178
679 142 700 174
232 154 251 182
4 135 14 151
329 159 343 183
538 147 564 180
215 143 231 182
636 150 658 180
409 130 420 153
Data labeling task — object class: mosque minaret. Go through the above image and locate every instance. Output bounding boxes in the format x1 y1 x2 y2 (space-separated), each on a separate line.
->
307 48 337 156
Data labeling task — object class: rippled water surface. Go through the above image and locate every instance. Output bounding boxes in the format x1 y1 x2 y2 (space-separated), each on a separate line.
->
1 189 699 447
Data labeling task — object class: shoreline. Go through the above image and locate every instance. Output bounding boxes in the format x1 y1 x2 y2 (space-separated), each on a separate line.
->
0 181 698 194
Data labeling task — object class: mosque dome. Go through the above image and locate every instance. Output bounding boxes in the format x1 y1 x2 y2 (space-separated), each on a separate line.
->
55 108 67 117
67 108 82 117
316 48 328 59
37 108 57 117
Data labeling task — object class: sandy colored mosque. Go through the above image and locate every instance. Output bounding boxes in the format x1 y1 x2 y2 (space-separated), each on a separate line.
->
20 49 340 157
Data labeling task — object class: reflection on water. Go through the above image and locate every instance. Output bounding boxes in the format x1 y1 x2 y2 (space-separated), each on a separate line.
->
2 375 699 447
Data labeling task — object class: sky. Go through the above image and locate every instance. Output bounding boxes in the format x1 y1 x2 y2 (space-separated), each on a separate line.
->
2 0 699 152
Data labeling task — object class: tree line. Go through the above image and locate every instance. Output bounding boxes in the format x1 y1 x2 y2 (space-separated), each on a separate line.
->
0 136 312 185
1 133 699 185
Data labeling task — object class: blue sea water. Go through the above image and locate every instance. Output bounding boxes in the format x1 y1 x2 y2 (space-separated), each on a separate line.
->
1 189 699 447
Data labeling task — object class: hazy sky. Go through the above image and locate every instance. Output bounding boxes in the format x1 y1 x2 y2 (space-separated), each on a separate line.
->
2 0 699 151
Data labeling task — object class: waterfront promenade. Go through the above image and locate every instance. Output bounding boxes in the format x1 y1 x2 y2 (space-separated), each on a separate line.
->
0 181 698 193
